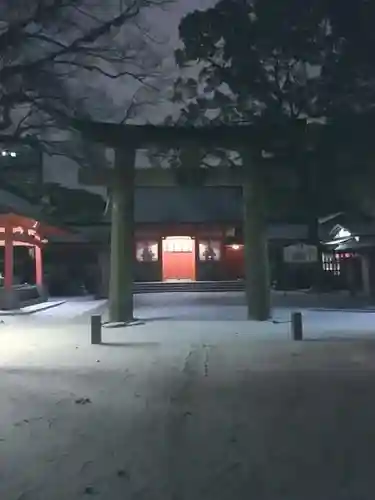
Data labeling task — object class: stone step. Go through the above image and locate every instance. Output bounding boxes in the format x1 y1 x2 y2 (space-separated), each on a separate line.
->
133 280 245 294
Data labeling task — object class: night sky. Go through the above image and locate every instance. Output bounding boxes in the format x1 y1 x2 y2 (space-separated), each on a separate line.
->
44 0 218 189
149 0 216 45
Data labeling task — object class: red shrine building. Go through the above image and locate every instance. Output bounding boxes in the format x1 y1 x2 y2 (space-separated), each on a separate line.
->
3 134 375 303
130 186 307 283
65 186 308 296
5 142 367 301
0 210 69 309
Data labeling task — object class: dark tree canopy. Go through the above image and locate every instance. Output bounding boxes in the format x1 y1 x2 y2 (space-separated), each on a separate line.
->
173 0 375 219
176 0 375 123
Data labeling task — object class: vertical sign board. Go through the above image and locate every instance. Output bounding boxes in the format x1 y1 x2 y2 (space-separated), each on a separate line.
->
283 243 319 264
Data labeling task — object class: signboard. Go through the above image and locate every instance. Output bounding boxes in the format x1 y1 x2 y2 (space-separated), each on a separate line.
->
283 243 318 264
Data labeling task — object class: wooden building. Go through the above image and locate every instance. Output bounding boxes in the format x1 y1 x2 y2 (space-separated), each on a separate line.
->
55 186 309 296
0 187 75 308
322 215 375 297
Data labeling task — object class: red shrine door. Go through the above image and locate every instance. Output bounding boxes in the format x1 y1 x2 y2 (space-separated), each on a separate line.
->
162 237 196 281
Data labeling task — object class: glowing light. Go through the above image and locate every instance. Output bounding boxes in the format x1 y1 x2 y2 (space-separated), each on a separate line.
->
336 228 351 239
231 244 240 250
1 150 16 157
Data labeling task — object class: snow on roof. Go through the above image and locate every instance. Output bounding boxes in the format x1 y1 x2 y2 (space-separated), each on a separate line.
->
0 188 42 219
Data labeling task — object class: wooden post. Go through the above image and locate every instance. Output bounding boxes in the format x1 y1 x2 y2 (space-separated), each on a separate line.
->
91 315 102 344
291 312 303 341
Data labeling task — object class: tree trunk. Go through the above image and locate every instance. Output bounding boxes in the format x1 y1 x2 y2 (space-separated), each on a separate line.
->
243 154 271 321
108 148 136 323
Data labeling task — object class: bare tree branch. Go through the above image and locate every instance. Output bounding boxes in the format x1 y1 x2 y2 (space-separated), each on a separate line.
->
1 2 138 81
52 59 159 87
0 0 171 153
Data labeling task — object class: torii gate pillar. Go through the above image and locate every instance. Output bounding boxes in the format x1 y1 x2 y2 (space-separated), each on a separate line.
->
108 148 136 323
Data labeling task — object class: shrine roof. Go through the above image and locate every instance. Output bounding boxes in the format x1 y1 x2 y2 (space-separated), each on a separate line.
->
0 188 84 241
0 188 43 219
103 186 243 224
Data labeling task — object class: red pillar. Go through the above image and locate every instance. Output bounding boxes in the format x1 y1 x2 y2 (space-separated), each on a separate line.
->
35 245 43 287
4 226 13 289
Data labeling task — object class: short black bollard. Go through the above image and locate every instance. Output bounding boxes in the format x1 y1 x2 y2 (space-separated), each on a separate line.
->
291 312 303 341
91 315 102 344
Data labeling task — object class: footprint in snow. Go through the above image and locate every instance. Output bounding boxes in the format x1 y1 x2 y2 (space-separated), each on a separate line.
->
75 398 92 405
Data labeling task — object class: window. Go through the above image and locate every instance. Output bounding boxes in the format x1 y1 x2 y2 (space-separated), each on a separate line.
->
199 240 221 261
322 253 341 276
136 241 158 262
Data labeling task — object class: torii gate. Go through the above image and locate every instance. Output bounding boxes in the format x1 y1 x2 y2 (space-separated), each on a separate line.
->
0 213 67 310
72 121 272 322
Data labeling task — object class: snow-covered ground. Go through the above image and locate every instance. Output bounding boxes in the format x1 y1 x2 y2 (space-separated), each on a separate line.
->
4 290 375 341
1 314 375 499
2 292 375 498
1 296 106 325
31 297 106 320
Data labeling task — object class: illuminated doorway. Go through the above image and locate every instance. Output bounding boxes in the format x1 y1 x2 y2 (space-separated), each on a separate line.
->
162 236 196 281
